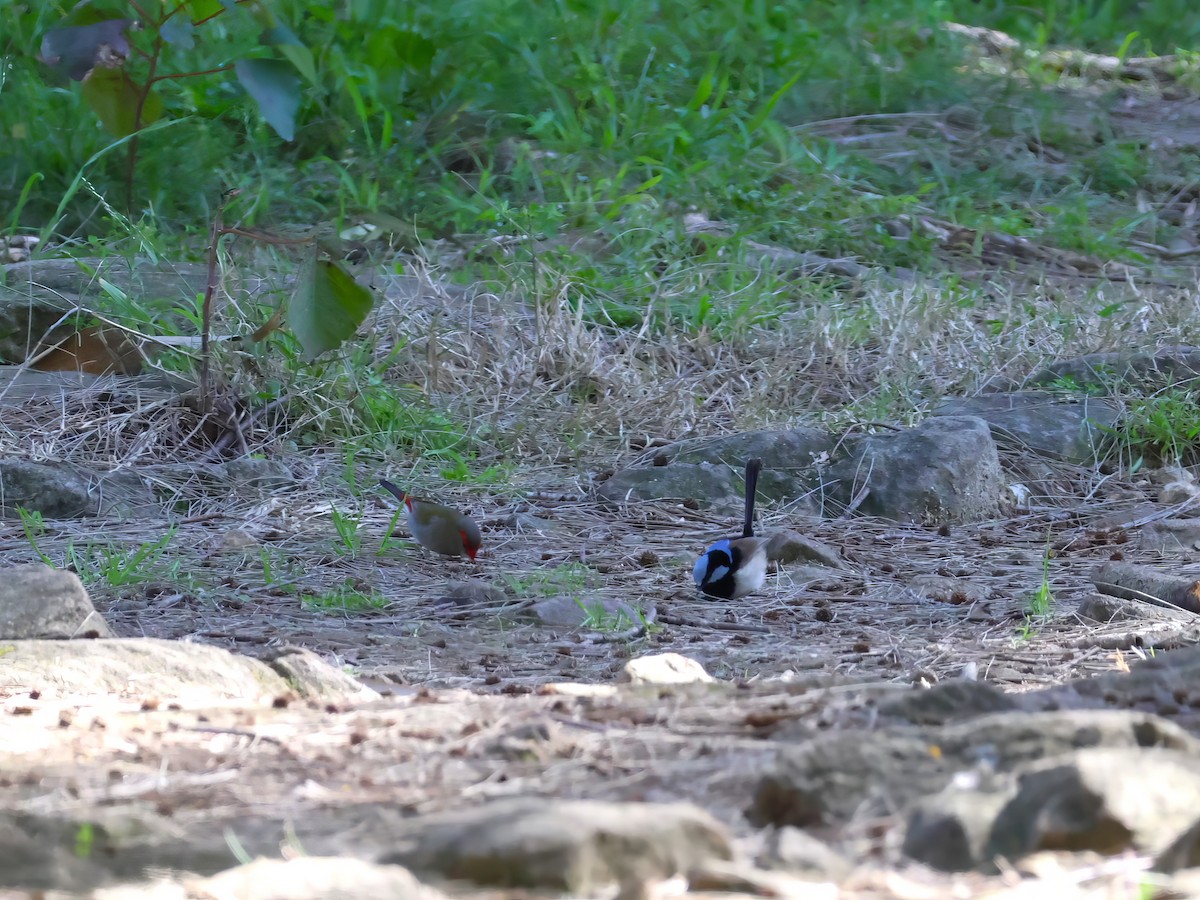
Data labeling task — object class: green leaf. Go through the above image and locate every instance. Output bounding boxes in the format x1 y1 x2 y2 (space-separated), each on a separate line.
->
182 0 226 22
81 68 164 137
40 18 135 81
745 70 801 135
160 15 196 49
234 58 301 141
276 43 317 86
289 253 374 361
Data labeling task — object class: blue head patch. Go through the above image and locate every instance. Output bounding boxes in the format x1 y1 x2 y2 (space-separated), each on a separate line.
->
694 539 733 587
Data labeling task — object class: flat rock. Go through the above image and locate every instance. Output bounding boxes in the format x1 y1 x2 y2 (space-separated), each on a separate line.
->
758 826 852 880
380 798 734 893
0 366 190 405
935 391 1119 463
0 458 154 519
527 595 643 628
881 679 1021 725
904 783 1011 872
0 563 112 639
1031 346 1200 390
984 747 1200 864
748 709 1197 828
622 652 714 685
596 462 740 513
437 579 509 608
665 427 834 467
1140 518 1200 553
94 857 450 900
0 638 378 704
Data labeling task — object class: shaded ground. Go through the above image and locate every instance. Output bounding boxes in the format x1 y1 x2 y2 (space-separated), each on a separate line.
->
18 471 1175 693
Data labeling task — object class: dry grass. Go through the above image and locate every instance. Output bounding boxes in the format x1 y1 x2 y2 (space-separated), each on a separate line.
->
2 235 1200 689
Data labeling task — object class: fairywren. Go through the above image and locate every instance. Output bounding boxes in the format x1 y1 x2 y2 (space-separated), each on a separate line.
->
693 458 768 599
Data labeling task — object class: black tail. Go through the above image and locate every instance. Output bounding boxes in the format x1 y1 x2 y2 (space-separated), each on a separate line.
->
379 478 405 502
742 458 762 538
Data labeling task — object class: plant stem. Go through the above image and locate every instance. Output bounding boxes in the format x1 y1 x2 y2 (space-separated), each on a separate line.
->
200 190 238 416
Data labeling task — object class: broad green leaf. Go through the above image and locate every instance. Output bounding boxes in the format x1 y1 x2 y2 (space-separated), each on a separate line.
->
81 68 164 137
276 43 317 87
40 18 135 81
289 253 374 361
259 17 316 85
160 15 196 49
182 0 226 22
260 23 302 46
234 58 301 141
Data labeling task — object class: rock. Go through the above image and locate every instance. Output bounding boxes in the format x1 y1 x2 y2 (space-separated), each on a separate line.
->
986 747 1200 863
881 680 1021 725
1075 594 1153 623
1148 465 1196 486
528 595 644 629
825 416 1007 524
0 806 409 893
0 811 115 891
1140 518 1200 553
1160 481 1200 504
665 429 835 498
1 638 378 703
763 531 843 567
596 462 740 513
0 458 154 519
502 512 563 534
622 653 714 685
747 710 1197 829
607 429 834 516
686 859 830 896
0 563 112 639
1030 347 1200 390
934 392 1119 463
262 647 380 704
1157 815 1200 873
437 580 508 607
908 574 990 605
757 826 851 880
904 784 1011 871
166 857 448 900
218 458 294 492
379 798 734 893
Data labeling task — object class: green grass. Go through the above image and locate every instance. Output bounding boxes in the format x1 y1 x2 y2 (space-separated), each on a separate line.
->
5 0 1200 466
1016 537 1056 641
6 0 1188 261
64 528 179 587
1112 387 1200 470
303 581 389 613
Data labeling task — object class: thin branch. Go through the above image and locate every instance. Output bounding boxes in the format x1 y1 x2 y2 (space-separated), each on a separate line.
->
150 64 236 82
200 189 241 416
